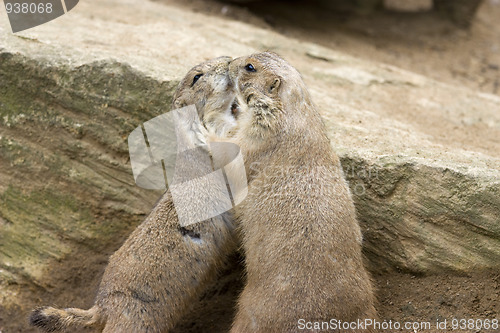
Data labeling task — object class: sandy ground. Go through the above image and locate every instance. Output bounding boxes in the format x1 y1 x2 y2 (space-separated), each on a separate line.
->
1 0 499 332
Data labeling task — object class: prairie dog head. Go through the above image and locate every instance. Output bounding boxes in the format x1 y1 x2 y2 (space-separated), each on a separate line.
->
172 56 240 137
228 52 320 142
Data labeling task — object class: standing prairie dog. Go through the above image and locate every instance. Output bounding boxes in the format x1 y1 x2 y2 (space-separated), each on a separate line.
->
29 56 239 333
222 52 377 333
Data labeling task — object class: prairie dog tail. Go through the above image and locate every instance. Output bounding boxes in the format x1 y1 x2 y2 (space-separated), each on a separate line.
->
29 305 102 332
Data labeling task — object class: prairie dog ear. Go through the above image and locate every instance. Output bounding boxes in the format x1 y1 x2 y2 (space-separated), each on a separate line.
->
173 98 186 109
269 77 281 94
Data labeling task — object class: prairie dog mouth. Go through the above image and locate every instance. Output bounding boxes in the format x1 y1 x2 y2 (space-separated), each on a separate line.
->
230 99 241 119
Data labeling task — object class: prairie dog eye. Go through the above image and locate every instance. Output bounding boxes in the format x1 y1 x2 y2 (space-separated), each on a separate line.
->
192 73 203 86
244 64 256 72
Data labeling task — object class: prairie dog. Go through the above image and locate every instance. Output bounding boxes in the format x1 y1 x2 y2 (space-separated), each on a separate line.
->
225 52 377 333
29 57 238 333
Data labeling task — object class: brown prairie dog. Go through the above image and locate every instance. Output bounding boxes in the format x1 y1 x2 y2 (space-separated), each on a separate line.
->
225 52 377 333
29 56 239 333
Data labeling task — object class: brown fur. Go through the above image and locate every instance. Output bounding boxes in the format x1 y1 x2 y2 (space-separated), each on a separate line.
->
29 57 238 333
223 52 377 333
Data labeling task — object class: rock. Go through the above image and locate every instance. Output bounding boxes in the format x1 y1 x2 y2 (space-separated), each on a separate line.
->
302 46 500 273
0 0 499 331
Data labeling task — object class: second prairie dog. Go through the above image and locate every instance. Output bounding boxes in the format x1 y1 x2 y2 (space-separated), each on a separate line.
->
29 57 238 333
224 52 377 332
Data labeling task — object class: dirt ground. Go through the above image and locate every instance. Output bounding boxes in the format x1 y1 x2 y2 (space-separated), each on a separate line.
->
2 0 499 332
